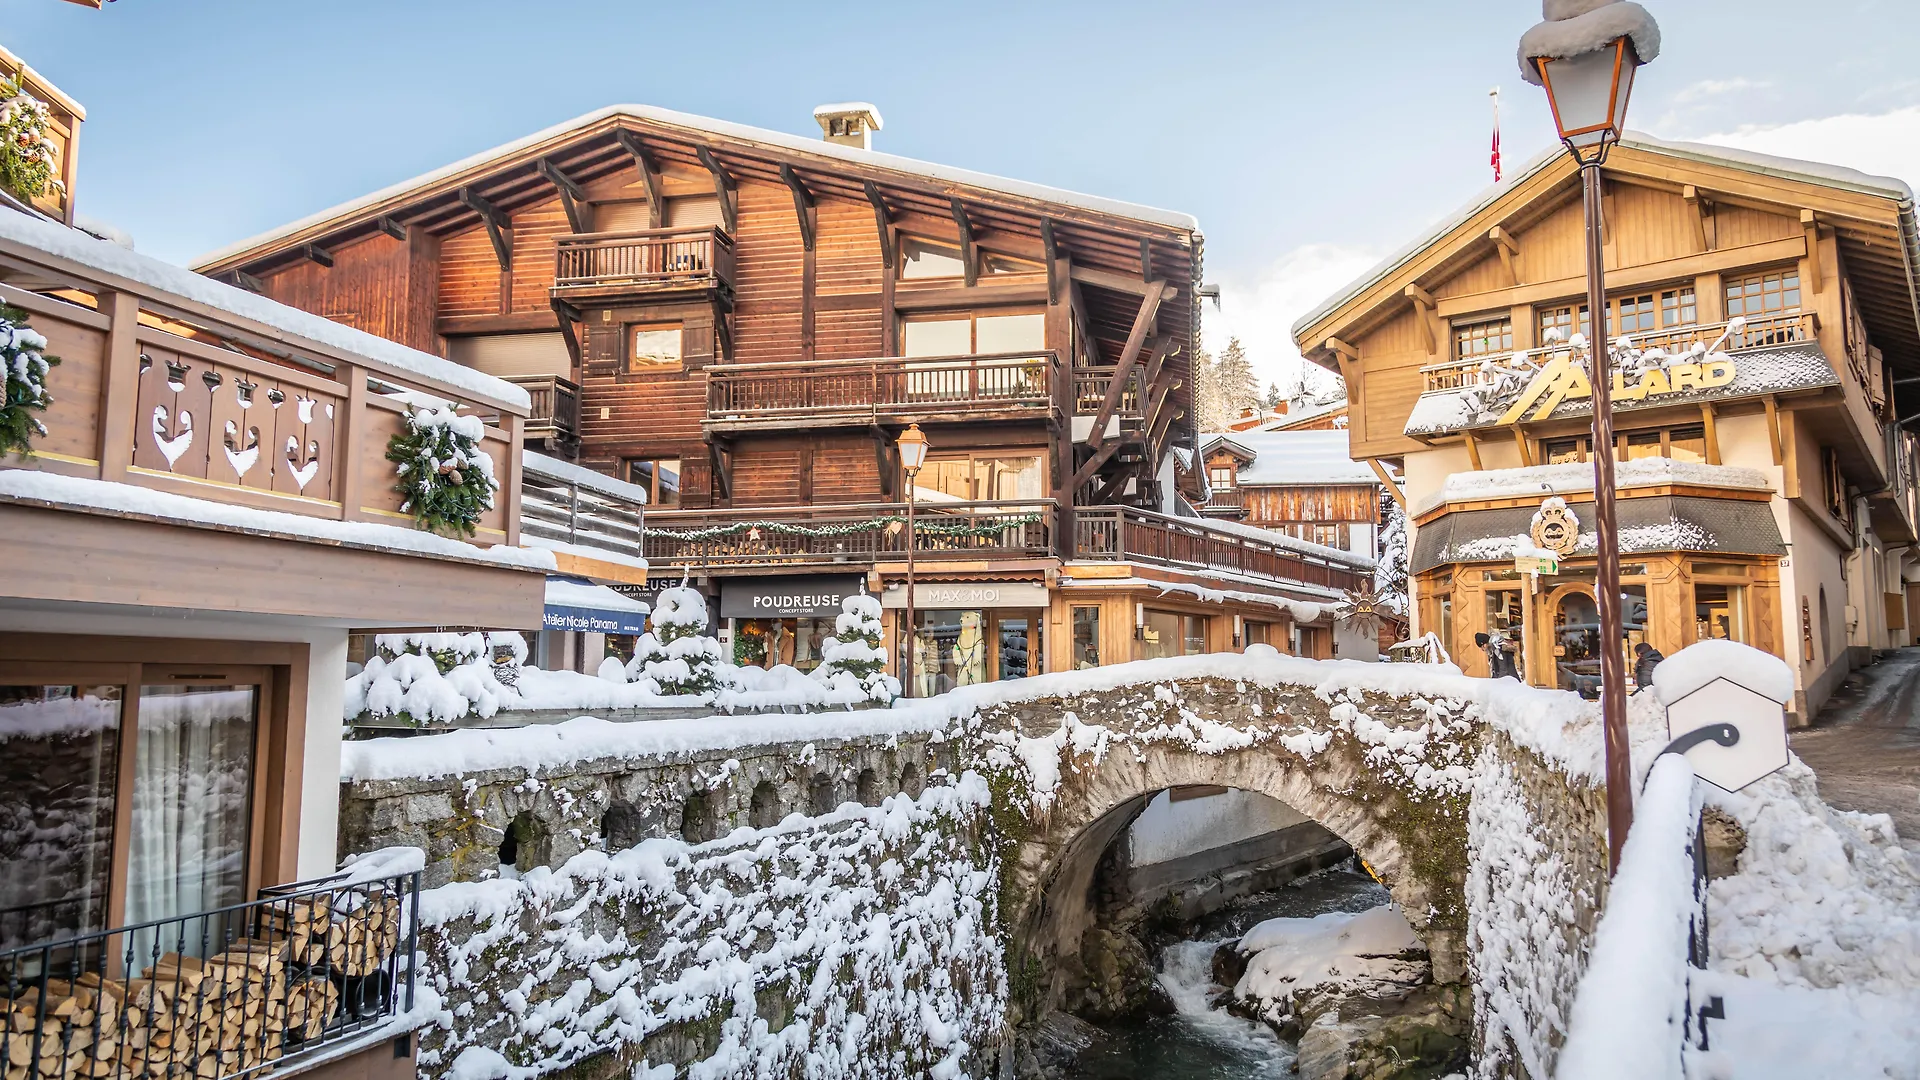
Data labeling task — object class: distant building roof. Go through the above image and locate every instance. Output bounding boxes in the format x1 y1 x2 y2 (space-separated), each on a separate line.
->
1200 430 1379 486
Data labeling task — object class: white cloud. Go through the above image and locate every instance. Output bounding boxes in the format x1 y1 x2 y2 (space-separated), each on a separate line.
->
1670 76 1771 107
1691 105 1920 193
1201 242 1381 395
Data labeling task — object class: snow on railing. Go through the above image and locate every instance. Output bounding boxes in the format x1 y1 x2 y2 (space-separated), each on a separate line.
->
1556 754 1704 1080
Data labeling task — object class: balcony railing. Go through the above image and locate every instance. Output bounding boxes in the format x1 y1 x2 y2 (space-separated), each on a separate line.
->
552 226 735 294
0 250 524 544
1071 367 1144 416
1073 507 1371 593
504 374 579 444
520 453 645 560
1419 311 1816 394
705 351 1056 429
0 867 419 1080
645 499 1056 567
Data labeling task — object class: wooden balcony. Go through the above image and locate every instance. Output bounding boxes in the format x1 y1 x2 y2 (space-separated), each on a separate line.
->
704 351 1058 431
645 499 1056 568
1071 367 1144 416
520 453 644 561
1419 311 1817 393
505 373 580 446
1073 507 1371 593
0 240 526 547
551 226 734 301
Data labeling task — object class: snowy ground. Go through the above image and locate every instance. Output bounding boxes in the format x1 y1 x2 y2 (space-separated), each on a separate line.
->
1790 647 1920 859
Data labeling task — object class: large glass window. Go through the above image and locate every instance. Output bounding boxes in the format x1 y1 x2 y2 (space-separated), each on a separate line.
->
1454 317 1513 361
1538 304 1590 344
1725 270 1801 319
1695 583 1749 643
627 323 684 372
1141 610 1207 660
1072 607 1101 670
622 458 681 507
913 451 1044 503
900 237 968 279
1661 287 1697 328
911 611 990 694
1483 589 1526 680
902 311 1044 357
997 617 1034 680
0 685 122 950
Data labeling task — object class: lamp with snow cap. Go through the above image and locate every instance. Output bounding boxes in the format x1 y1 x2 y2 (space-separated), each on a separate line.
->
1521 0 1660 877
897 423 930 696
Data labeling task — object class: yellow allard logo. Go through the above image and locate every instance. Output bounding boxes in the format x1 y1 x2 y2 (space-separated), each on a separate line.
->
1497 354 1737 425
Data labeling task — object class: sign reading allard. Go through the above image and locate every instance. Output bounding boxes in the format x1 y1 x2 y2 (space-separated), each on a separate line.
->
719 575 865 619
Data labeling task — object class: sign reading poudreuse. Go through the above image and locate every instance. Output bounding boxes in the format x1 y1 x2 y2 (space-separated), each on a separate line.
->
1498 354 1737 425
718 575 864 619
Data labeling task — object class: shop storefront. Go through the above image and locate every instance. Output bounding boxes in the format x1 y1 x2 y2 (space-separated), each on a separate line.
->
719 575 865 672
882 581 1049 694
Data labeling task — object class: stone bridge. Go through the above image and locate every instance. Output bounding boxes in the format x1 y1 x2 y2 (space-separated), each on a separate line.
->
339 655 1620 1080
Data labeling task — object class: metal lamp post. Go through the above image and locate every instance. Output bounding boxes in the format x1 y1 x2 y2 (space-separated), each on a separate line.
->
1522 1 1659 874
897 423 930 697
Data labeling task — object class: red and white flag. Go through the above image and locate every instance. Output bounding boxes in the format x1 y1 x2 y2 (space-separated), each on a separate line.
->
1490 87 1503 182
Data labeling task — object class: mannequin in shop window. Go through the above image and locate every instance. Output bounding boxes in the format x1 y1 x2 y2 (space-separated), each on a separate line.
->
914 626 942 697
954 612 988 686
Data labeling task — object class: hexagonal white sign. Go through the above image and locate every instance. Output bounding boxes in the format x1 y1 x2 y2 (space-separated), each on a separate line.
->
1665 676 1791 793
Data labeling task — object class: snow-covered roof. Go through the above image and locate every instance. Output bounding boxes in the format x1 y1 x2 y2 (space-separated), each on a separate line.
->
0 470 555 571
1267 398 1348 430
1174 510 1378 571
1200 430 1379 486
1291 131 1917 348
1414 457 1774 517
193 103 1198 270
0 207 531 413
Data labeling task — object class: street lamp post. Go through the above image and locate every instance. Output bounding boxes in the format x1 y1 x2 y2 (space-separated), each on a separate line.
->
1521 0 1660 874
896 423 930 698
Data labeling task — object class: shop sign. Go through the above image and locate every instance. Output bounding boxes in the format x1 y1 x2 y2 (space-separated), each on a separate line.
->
1513 555 1558 575
719 575 864 618
880 582 1051 610
1498 354 1737 425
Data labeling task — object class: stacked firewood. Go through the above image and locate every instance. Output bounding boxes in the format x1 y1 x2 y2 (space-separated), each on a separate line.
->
2 891 400 1080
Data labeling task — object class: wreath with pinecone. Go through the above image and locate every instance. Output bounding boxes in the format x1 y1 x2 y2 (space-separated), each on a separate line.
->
0 301 59 458
386 406 497 538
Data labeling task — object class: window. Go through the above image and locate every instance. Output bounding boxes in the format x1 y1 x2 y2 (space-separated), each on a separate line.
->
1695 583 1748 644
1544 435 1588 464
900 237 967 279
1538 305 1590 344
1072 607 1101 669
623 458 681 507
1612 293 1658 335
1539 287 1694 345
627 323 683 372
1660 287 1697 328
1454 317 1513 360
1824 447 1849 522
1725 270 1800 319
1245 621 1272 649
1141 610 1207 659
902 311 1044 357
1483 589 1525 680
913 451 1044 503
1209 466 1236 490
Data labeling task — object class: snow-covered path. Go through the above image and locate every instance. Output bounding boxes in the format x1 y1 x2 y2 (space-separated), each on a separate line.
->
1793 647 1920 857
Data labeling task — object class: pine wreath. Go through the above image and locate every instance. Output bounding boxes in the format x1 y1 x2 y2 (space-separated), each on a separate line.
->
0 76 62 201
0 301 60 458
386 406 498 538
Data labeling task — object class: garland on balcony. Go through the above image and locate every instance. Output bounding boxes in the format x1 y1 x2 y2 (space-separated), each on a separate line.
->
387 405 498 538
649 512 1043 544
0 302 60 459
0 76 62 201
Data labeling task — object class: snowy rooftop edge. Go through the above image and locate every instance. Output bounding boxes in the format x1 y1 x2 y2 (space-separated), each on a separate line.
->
1289 130 1917 346
0 470 556 572
1413 458 1774 518
523 451 651 505
193 103 1199 270
0 209 530 414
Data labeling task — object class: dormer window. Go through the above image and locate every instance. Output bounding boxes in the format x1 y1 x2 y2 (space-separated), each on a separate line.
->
1209 465 1236 490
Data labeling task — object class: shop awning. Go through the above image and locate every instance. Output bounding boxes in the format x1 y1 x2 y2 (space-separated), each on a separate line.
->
543 576 651 634
1413 495 1787 573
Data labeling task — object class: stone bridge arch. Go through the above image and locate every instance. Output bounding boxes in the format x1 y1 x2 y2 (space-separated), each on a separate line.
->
969 671 1479 1021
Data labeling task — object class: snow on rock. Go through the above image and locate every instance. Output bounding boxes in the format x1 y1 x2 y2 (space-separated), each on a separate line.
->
412 774 1003 1080
1230 905 1425 1026
1652 638 1794 705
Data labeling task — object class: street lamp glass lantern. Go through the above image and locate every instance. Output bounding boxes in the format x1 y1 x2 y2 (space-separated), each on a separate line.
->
1534 37 1638 163
897 423 930 473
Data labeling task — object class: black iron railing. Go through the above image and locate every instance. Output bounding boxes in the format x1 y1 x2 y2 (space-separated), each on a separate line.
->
0 868 420 1080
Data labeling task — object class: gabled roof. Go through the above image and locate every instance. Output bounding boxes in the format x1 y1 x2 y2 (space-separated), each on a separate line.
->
1292 131 1920 376
1199 430 1380 486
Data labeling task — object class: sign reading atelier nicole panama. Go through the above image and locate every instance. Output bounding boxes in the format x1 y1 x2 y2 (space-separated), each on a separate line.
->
718 575 865 619
1656 640 1793 793
543 578 651 635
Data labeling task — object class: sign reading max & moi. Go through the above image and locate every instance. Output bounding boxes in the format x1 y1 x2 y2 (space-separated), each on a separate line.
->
719 575 864 619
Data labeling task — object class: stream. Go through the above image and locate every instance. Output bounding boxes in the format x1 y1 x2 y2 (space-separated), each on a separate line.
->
1062 866 1391 1079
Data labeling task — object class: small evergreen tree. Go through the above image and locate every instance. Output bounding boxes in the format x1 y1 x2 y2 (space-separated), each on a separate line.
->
1264 381 1284 410
629 586 728 698
812 593 900 704
1214 337 1259 420
1375 501 1409 615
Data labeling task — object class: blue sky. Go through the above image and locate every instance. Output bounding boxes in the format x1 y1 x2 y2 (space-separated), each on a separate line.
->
7 0 1920 386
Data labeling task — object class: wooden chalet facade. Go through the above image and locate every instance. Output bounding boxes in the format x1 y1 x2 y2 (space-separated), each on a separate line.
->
1294 134 1920 719
197 104 1377 679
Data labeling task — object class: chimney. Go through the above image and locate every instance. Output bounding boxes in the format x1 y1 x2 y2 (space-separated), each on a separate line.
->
813 102 883 150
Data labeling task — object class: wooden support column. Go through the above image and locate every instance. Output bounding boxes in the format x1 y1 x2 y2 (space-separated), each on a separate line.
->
1405 284 1438 355
1512 426 1533 467
616 131 665 229
552 298 584 377
1325 337 1362 424
696 146 738 234
1463 430 1484 471
333 361 368 520
1801 210 1824 294
782 165 818 361
1683 186 1712 253
538 160 589 234
951 199 978 287
1701 402 1721 465
1368 458 1406 510
1764 395 1784 466
1489 227 1520 286
458 188 512 272
95 290 141 483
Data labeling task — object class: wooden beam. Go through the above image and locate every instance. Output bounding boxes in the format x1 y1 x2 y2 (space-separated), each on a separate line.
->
864 181 895 269
1512 426 1533 468
1142 334 1175 390
1683 186 1710 253
871 426 896 498
1083 282 1170 450
696 146 738 234
458 187 512 271
780 164 817 251
1042 219 1060 304
1764 395 1783 466
376 217 408 242
951 199 978 287
1069 263 1165 298
1701 402 1722 466
710 439 732 501
1143 373 1182 445
615 130 665 229
1801 209 1824 294
551 298 583 374
1139 237 1153 280
1489 226 1520 286
300 243 333 269
537 160 588 234
1367 458 1407 510
1070 438 1125 494
225 269 266 294
1404 284 1437 354
1462 430 1483 471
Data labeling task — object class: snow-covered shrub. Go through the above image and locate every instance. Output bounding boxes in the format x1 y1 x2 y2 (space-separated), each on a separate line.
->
627 586 728 698
811 592 899 705
595 655 628 683
1375 502 1408 614
356 632 525 725
386 405 498 538
0 303 59 458
0 77 61 201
